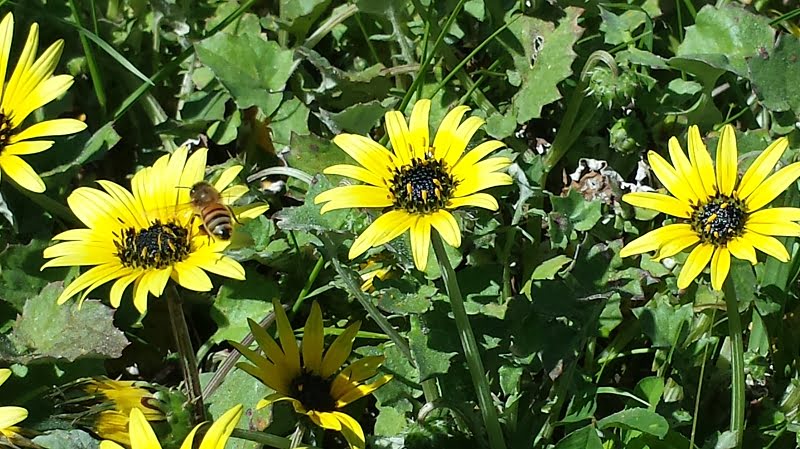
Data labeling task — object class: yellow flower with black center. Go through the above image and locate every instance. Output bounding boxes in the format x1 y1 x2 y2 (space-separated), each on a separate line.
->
621 125 800 290
42 145 268 313
0 369 26 441
0 13 87 193
99 404 242 449
232 300 392 449
315 99 512 270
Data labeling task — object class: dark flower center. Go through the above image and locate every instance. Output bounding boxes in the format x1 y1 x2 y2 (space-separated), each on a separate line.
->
0 113 13 153
390 156 456 214
691 194 747 245
115 221 191 269
290 371 336 412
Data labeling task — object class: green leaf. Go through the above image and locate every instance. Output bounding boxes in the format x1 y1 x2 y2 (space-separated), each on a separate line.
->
286 133 350 176
270 98 311 149
209 268 277 344
0 240 67 311
33 429 99 449
203 368 277 449
322 100 391 135
39 122 120 178
675 4 774 77
636 295 693 348
374 399 412 436
377 286 435 315
274 175 354 233
507 7 584 125
749 34 800 116
2 283 128 363
597 407 669 437
195 33 295 116
409 314 456 382
531 255 572 280
634 376 665 408
554 425 603 449
599 6 647 45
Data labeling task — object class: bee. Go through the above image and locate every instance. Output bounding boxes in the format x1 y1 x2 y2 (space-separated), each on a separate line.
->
189 181 237 240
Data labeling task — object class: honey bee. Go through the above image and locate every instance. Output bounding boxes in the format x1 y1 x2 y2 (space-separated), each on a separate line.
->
189 181 237 240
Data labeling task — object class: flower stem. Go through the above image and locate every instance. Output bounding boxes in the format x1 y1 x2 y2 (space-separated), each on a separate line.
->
291 256 325 317
319 235 441 404
431 231 506 449
722 277 745 449
166 284 205 423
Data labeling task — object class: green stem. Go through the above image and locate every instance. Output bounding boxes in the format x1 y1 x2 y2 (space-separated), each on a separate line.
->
7 179 80 227
723 277 745 449
230 428 322 449
319 235 441 404
68 0 106 115
431 231 506 449
291 256 325 316
166 284 206 423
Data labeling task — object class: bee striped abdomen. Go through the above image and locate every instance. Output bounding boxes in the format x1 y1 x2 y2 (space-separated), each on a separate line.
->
201 204 233 240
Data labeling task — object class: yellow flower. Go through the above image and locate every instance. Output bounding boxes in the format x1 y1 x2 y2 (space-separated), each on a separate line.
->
0 369 26 439
620 125 800 290
232 300 392 449
83 378 165 446
42 145 269 313
0 13 87 193
99 404 242 449
315 99 512 270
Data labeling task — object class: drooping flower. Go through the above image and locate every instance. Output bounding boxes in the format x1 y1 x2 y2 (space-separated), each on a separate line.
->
0 13 87 192
620 125 800 290
99 404 242 449
83 378 165 446
315 99 512 270
42 145 268 313
232 300 392 449
0 369 27 441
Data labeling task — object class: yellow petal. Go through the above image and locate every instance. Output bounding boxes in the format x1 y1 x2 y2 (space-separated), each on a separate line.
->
331 356 386 399
408 99 431 161
429 210 461 248
738 137 789 200
622 192 692 218
715 125 738 196
171 261 213 292
432 105 469 161
128 408 162 449
710 247 731 291
0 406 26 430
452 172 512 198
0 369 10 388
668 136 708 202
653 232 700 261
336 374 392 407
197 404 243 449
384 110 413 164
109 271 141 308
333 134 397 180
747 207 800 224
332 411 366 449
647 150 698 205
324 164 387 187
321 321 361 378
451 140 505 174
247 316 291 375
687 125 716 198
677 243 714 289
743 231 790 262
0 14 14 97
745 161 800 212
448 193 498 210
444 116 485 168
0 154 45 192
410 215 432 271
3 140 53 155
619 223 695 257
746 221 800 237
348 209 414 260
10 118 86 143
213 165 243 192
178 427 201 449
310 411 342 431
315 185 393 214
100 442 125 449
302 302 325 374
727 237 757 265
273 298 301 374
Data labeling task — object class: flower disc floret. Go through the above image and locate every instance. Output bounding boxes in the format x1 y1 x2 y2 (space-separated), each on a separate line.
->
115 221 191 269
691 195 746 245
390 156 456 213
290 371 337 412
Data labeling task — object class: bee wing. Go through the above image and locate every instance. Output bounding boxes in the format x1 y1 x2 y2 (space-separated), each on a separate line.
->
142 201 196 224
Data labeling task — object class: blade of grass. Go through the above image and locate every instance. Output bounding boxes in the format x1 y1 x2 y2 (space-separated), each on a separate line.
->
67 0 106 115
